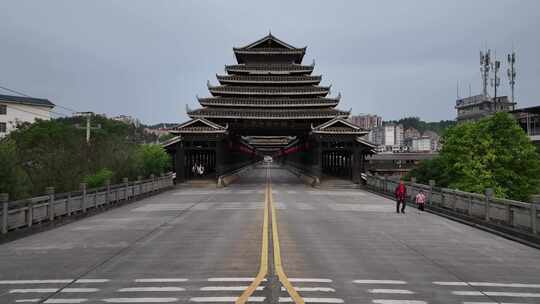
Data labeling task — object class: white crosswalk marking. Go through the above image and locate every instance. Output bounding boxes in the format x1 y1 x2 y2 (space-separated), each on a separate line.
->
0 280 73 284
279 297 344 303
118 287 186 292
135 278 188 283
103 298 179 303
200 286 264 291
434 281 540 288
289 278 332 283
189 297 265 302
75 279 109 283
207 277 261 282
453 291 540 297
354 280 407 284
10 288 99 293
281 287 335 292
372 300 427 304
368 289 414 294
44 299 88 304
295 203 314 210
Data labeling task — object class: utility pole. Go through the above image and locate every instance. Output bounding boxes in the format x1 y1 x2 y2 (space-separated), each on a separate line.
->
507 51 517 109
74 112 100 144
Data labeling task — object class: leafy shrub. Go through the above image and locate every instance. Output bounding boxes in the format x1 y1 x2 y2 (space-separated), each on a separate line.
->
83 168 114 189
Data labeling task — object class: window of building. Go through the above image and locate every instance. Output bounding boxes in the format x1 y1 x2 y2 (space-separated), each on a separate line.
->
0 122 6 133
0 104 6 115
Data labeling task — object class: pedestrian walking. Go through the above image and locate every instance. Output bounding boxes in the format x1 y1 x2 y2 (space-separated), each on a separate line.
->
394 180 407 214
415 189 426 211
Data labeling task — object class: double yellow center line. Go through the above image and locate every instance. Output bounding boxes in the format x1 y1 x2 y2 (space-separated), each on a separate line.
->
236 180 304 304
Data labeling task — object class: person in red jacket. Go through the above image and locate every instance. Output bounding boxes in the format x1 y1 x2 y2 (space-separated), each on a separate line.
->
394 180 407 214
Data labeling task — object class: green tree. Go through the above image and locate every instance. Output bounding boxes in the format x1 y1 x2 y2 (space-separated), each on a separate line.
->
135 144 172 177
0 139 30 199
409 113 540 201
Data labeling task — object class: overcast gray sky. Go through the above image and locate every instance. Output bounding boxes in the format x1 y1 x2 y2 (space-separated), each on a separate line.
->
0 1 539 124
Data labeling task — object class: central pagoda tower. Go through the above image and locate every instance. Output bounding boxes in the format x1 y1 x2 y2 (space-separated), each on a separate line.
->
167 34 374 183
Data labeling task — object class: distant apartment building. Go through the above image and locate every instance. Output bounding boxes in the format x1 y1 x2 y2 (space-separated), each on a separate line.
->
0 94 55 138
404 128 420 140
371 124 404 152
411 136 431 152
348 114 382 130
456 94 516 122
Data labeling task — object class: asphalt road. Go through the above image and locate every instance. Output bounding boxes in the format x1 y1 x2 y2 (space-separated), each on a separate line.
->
1 165 540 304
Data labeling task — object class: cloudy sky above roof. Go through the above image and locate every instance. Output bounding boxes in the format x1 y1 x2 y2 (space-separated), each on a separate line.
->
1 0 539 124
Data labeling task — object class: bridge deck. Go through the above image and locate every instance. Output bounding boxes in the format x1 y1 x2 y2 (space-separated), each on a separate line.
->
1 166 539 304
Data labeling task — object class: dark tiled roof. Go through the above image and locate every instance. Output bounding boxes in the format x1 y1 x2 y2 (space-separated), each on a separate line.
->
0 94 55 107
188 107 349 120
197 97 340 108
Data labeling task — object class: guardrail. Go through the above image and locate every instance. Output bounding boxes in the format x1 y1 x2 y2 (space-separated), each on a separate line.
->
0 174 174 235
284 164 320 186
217 161 260 187
366 175 539 239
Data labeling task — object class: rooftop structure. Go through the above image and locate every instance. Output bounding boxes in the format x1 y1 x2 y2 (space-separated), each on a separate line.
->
456 94 516 122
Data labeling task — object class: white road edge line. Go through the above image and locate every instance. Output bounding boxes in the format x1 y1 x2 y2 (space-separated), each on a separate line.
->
15 300 41 303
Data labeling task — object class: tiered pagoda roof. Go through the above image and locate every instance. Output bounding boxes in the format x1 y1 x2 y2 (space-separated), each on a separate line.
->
225 63 314 75
174 33 361 134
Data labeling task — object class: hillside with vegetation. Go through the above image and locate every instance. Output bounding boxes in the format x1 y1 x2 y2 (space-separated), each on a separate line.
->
387 117 456 135
0 115 171 200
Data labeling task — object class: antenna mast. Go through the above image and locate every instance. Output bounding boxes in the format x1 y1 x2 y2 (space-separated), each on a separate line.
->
507 51 517 108
480 49 491 97
490 51 501 112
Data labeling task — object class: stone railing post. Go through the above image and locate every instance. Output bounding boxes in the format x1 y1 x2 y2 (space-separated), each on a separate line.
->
105 180 111 205
137 176 142 197
485 188 493 222
27 199 34 227
531 203 537 235
411 177 417 184
468 193 473 216
150 174 155 191
1 193 9 234
428 180 435 206
46 187 55 222
80 183 87 213
66 192 72 216
123 178 129 200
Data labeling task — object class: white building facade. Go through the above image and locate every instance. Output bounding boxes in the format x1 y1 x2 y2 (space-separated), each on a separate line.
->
0 94 55 138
